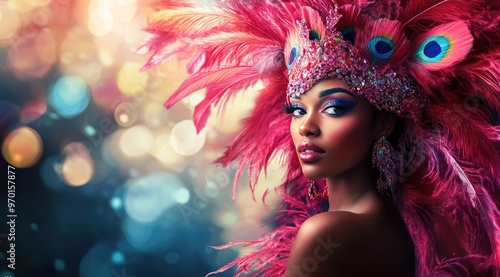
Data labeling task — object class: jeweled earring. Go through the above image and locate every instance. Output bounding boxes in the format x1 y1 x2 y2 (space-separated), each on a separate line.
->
307 179 329 200
308 179 319 200
371 136 397 193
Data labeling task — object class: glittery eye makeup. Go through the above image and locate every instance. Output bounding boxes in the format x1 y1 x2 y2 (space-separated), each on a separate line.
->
321 99 358 116
283 103 305 117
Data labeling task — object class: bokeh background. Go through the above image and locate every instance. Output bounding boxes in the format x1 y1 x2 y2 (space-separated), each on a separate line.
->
0 0 285 276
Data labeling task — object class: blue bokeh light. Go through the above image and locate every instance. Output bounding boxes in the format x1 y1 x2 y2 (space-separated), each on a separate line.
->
165 252 180 264
111 251 125 264
110 197 122 210
48 75 91 119
124 171 189 223
54 258 66 271
30 222 39 231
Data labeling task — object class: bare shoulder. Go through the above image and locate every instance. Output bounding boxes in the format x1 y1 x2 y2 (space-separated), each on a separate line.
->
284 211 415 277
297 211 367 239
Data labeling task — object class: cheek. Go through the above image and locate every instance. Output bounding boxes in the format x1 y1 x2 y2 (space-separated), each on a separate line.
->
290 120 301 146
325 115 375 154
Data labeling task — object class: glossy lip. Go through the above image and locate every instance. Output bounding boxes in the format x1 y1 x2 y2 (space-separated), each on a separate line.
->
298 141 326 163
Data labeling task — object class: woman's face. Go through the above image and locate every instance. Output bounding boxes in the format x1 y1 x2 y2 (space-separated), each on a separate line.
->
288 78 378 180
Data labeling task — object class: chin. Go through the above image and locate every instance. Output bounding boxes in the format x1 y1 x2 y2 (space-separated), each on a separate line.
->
300 164 331 180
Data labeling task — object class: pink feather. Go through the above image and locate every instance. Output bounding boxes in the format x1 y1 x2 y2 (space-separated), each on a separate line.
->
164 66 258 109
147 7 240 39
140 1 500 276
400 0 483 34
356 17 411 65
192 72 260 133
186 52 206 75
410 21 473 71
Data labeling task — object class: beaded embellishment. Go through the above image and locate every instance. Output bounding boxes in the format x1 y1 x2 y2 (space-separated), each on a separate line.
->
286 11 431 121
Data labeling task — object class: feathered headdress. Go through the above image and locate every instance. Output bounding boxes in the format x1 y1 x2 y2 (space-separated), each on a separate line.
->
140 0 500 276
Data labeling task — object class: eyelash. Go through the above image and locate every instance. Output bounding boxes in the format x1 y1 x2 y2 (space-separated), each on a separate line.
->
283 101 355 117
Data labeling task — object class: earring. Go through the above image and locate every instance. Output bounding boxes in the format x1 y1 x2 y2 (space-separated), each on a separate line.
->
371 136 397 193
307 179 329 200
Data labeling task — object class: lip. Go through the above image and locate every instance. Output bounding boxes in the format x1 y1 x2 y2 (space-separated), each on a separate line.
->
298 142 326 163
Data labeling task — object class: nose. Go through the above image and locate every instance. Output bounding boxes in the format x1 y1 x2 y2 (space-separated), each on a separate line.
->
299 115 320 137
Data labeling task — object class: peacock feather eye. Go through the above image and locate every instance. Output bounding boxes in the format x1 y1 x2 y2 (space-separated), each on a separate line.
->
412 21 473 71
415 36 450 63
368 36 395 59
309 29 321 41
340 27 356 44
289 44 299 67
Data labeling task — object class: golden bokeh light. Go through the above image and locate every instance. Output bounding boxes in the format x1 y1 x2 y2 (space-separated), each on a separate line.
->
8 0 41 13
8 28 56 79
0 2 20 45
114 102 138 127
87 5 114 37
119 125 154 157
61 142 94 187
150 133 186 172
116 62 148 97
170 120 206 156
2 127 43 168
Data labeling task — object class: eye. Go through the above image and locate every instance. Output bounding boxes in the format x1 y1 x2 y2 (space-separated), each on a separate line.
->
323 106 346 115
283 103 306 117
322 99 357 115
292 108 306 117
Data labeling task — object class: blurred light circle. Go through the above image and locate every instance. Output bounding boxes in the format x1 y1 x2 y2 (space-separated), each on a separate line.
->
59 27 95 66
48 75 91 118
165 252 180 264
2 127 43 168
116 62 147 97
60 142 94 187
8 29 56 79
87 7 114 37
71 61 103 86
30 222 39 231
110 197 122 210
8 0 39 13
143 101 169 127
0 2 20 42
111 0 137 23
54 259 66 272
92 81 122 110
111 251 125 264
214 210 238 229
114 0 137 6
122 217 175 252
124 172 187 223
181 91 204 107
170 120 206 156
21 99 46 123
208 83 259 134
114 102 137 127
98 49 114 67
174 188 190 204
119 125 153 157
150 133 186 172
79 242 115 277
32 8 50 27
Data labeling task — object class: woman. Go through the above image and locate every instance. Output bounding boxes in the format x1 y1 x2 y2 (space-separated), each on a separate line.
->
284 78 415 276
141 0 500 276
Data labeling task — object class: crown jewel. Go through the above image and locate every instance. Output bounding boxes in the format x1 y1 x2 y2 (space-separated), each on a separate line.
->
286 11 430 121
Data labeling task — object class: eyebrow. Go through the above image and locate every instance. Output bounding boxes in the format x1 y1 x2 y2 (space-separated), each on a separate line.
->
319 88 357 98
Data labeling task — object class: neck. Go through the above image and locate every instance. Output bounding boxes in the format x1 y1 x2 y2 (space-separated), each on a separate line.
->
326 158 378 213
